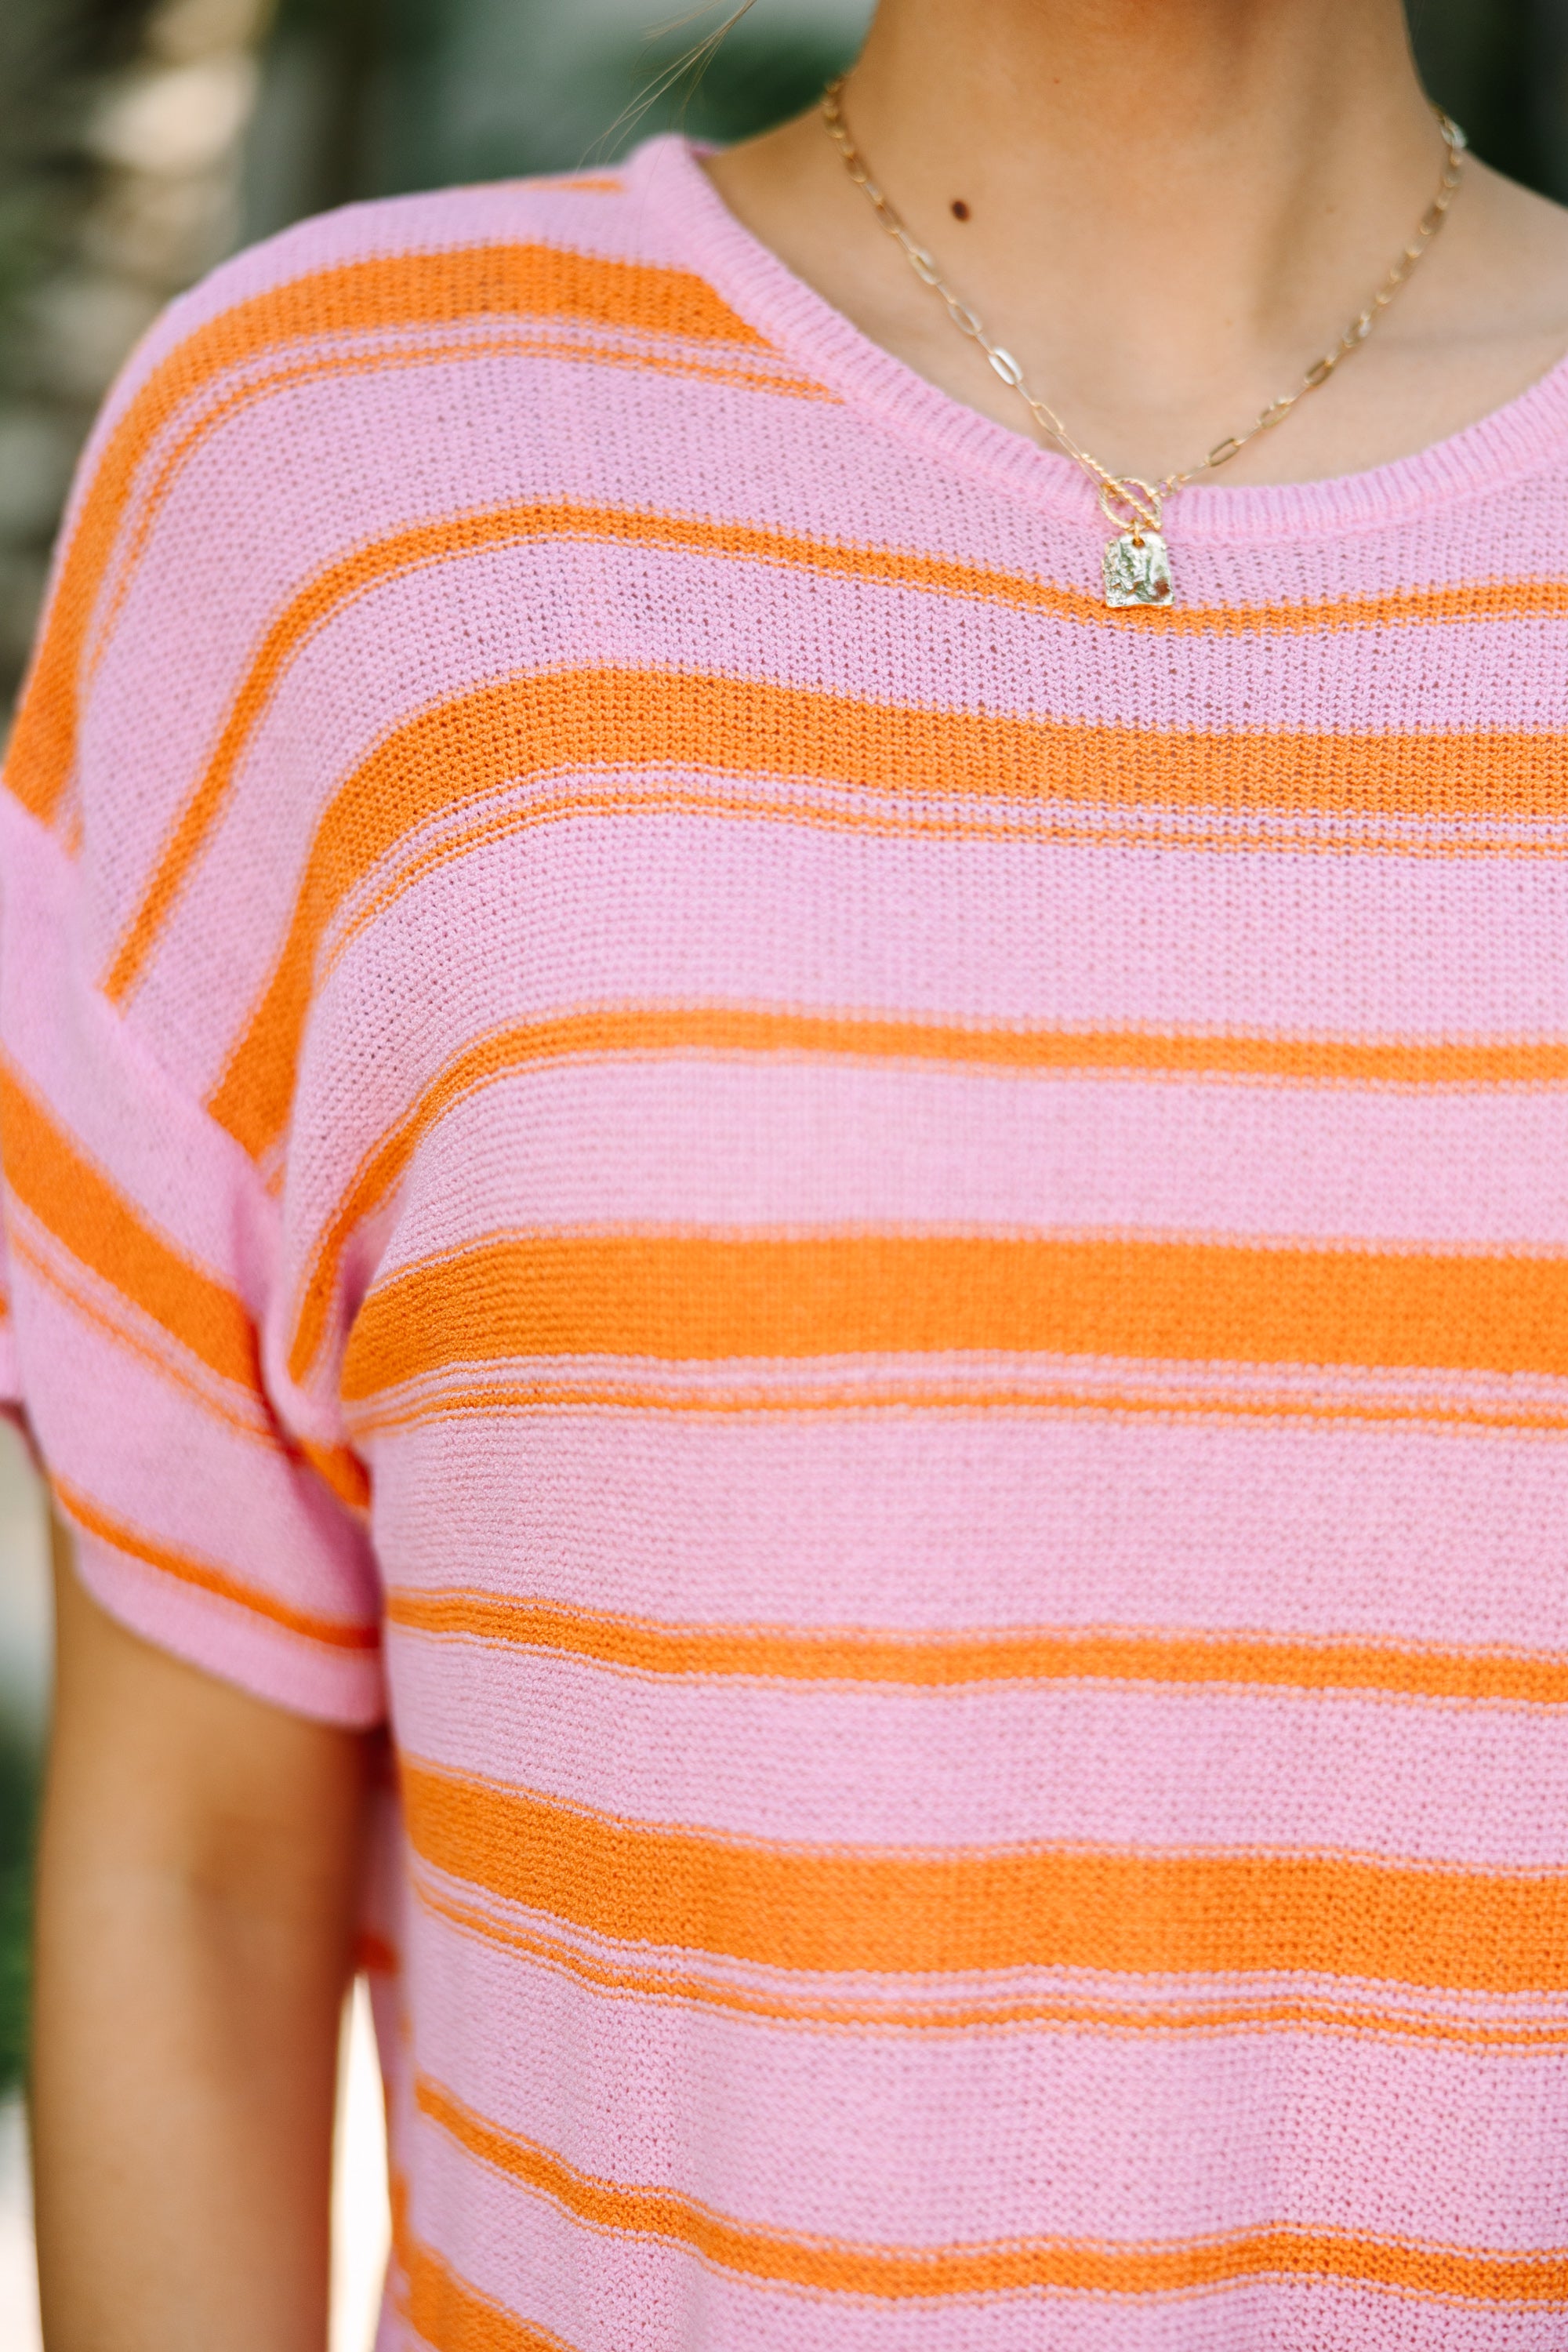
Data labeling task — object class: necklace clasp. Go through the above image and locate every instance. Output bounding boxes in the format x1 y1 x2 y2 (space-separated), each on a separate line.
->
1098 478 1163 540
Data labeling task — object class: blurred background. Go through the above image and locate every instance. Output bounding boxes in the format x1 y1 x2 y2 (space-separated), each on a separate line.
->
0 0 1565 2339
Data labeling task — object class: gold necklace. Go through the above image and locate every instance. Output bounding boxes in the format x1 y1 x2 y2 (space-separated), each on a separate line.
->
821 79 1467 608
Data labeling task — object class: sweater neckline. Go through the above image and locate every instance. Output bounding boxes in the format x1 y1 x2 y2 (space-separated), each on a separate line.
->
625 130 1568 547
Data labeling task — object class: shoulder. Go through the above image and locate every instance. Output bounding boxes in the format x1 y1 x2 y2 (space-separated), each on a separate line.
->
57 147 780 568
126 149 764 410
1431 158 1568 367
34 143 775 687
2 147 793 936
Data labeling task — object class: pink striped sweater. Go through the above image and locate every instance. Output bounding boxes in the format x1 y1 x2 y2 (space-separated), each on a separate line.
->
5 133 1568 2347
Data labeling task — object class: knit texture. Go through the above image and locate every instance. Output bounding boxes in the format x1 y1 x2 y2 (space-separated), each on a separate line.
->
5 133 1568 2347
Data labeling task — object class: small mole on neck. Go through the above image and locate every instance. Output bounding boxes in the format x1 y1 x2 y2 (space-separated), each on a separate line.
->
950 199 970 220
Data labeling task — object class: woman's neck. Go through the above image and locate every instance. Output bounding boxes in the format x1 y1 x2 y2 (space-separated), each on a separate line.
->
706 0 1568 488
845 0 1437 372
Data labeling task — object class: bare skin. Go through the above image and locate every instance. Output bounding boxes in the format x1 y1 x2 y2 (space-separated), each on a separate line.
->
706 0 1568 490
32 1523 371 2352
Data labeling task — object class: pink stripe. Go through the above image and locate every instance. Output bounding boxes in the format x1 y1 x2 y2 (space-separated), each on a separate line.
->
408 1891 1568 2247
0 807 278 1284
390 1630 1568 1866
138 149 1568 615
12 1265 376 1632
367 1410 1568 1653
321 815 1568 1037
74 1527 380 1725
403 2119 1567 2352
110 466 1568 1068
372 536 1568 728
88 353 861 936
240 815 1568 1228
108 534 1568 842
367 1058 1568 1272
136 591 1568 1091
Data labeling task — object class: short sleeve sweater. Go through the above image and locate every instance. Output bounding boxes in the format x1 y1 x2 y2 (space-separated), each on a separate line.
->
5 132 1568 2350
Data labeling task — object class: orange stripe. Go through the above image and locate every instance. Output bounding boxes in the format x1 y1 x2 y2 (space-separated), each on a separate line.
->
310 775 1568 912
349 1373 1568 1441
305 1001 1568 1091
5 244 773 829
203 665 1568 1160
16 354 1561 858
1236 575 1568 634
341 1232 1568 1403
416 1876 1568 2050
55 1475 379 1650
1 1077 366 1503
98 339 829 711
416 2074 1568 2300
405 2242 575 2352
105 496 1116 1003
8 1211 367 1530
402 1762 1568 1993
107 503 1568 1001
298 1432 369 1513
5 1218 267 1445
285 1004 1568 1385
386 1589 1568 1707
35 450 1550 920
0 1058 257 1390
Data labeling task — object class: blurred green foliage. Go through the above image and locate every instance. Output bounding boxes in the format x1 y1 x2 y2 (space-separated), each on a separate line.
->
600 13 863 153
256 0 866 209
0 1731 38 2094
0 2 154 365
1410 0 1567 198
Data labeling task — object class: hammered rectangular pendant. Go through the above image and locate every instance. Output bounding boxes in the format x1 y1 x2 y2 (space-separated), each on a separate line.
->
1103 529 1174 608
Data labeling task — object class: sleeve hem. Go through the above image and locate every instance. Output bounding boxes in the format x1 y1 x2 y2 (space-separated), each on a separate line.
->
71 1526 386 1729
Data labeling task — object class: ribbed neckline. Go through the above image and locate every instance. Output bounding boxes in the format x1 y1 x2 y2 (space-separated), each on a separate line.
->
626 130 1568 547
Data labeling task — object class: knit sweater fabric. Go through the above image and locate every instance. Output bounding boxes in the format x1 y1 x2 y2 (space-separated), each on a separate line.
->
5 134 1568 2349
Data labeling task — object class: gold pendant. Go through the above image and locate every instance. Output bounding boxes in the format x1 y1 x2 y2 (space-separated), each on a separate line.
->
1103 528 1173 608
1099 478 1173 609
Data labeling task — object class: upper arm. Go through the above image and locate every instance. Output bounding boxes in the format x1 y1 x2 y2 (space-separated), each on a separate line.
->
31 1531 372 2352
45 1513 371 1926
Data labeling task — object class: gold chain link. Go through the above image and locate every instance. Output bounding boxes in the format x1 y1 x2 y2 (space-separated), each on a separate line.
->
821 79 1467 524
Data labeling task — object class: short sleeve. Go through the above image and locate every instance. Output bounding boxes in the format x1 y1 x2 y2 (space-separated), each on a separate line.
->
0 276 385 1727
